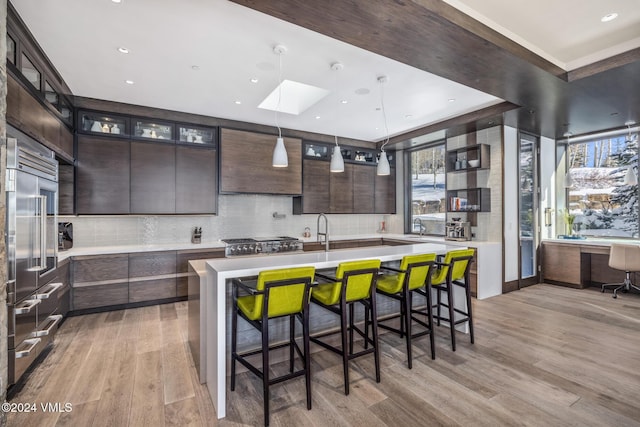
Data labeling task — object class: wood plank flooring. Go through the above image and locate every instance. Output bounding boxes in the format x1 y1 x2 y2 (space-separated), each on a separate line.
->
8 284 640 426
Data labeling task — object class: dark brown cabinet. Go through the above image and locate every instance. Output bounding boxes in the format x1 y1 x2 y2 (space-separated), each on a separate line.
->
330 163 354 213
375 169 396 214
220 128 302 195
72 254 129 310
299 159 330 213
353 165 375 213
6 74 74 161
76 135 131 214
130 141 176 214
176 145 217 214
295 141 395 214
128 251 177 303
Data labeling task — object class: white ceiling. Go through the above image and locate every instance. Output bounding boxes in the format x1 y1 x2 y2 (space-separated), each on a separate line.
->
11 0 640 143
443 0 640 70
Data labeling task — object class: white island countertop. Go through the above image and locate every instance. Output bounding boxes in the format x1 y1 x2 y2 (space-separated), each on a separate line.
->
203 242 466 419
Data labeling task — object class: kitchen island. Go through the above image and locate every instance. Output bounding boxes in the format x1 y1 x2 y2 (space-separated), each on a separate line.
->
201 242 464 418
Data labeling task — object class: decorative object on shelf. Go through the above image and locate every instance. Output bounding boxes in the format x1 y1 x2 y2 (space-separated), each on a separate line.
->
151 129 158 138
563 132 574 188
561 208 576 235
303 227 311 238
468 159 480 168
90 121 103 132
330 62 345 173
376 75 391 176
194 134 203 143
141 128 152 138
101 123 110 133
111 124 121 134
272 44 288 168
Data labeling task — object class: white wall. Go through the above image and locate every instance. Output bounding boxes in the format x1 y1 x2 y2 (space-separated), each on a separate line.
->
539 135 557 239
60 195 402 248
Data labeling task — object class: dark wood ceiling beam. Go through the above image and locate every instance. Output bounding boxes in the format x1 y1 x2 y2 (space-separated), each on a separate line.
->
381 101 519 148
567 47 640 82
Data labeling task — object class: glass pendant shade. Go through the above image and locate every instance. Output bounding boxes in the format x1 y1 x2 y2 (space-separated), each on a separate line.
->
330 146 344 172
377 151 390 176
624 166 637 186
272 137 288 167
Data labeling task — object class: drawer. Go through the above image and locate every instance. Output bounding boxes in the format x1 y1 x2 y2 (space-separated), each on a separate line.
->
73 282 129 310
129 278 176 303
73 254 129 283
129 251 176 277
36 281 63 322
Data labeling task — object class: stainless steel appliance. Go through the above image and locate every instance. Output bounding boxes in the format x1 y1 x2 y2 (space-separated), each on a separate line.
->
222 236 303 257
6 125 62 386
445 219 472 241
58 222 73 250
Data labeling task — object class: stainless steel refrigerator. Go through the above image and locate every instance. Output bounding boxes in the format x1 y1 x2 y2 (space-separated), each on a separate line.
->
6 125 62 386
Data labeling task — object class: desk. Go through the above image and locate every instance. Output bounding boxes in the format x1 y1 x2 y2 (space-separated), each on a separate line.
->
203 242 461 418
541 240 636 288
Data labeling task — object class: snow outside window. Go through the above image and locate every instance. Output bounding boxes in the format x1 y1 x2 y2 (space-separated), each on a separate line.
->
565 130 638 238
410 144 446 236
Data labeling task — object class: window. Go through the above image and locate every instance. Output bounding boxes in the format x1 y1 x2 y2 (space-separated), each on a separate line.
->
565 128 638 238
409 143 446 235
44 81 59 107
21 52 41 90
6 33 16 65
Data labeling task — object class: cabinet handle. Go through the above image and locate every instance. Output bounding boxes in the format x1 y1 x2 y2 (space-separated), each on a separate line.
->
15 338 41 358
36 282 63 299
34 314 63 337
15 298 41 315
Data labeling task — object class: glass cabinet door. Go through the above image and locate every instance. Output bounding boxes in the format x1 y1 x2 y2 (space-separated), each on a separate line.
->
178 125 215 145
133 119 173 140
80 111 128 136
304 143 330 160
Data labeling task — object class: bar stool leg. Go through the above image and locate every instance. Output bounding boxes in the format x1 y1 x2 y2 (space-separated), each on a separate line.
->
262 322 270 426
446 281 456 352
465 282 474 344
349 303 355 356
302 311 312 410
289 315 295 373
370 294 381 383
402 290 413 369
425 284 435 360
340 299 350 395
230 302 238 391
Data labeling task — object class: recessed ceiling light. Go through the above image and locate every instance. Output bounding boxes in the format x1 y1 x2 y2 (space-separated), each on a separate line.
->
448 98 455 102
111 0 122 3
117 47 129 54
355 88 370 95
234 100 242 105
191 65 200 71
315 116 321 119
405 114 413 119
250 78 259 83
340 99 348 104
125 80 134 85
601 13 618 22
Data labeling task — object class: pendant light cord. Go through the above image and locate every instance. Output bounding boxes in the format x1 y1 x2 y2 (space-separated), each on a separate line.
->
275 51 283 139
379 77 390 151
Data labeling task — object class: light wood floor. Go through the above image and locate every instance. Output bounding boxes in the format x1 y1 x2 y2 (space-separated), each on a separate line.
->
8 284 640 426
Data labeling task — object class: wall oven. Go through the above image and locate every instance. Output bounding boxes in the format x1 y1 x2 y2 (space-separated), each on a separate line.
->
6 125 62 386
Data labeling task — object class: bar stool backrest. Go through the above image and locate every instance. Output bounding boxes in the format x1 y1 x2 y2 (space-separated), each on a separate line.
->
254 266 316 319
432 248 475 285
335 259 381 302
400 253 437 291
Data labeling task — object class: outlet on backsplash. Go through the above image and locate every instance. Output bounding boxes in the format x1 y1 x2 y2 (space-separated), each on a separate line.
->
192 226 202 243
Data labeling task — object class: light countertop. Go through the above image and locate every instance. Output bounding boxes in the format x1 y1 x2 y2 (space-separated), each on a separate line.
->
58 233 500 261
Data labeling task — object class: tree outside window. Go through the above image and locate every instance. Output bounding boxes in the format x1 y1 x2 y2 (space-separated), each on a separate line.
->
566 129 638 237
410 144 446 235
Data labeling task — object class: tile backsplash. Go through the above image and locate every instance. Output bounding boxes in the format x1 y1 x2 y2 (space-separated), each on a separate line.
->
60 194 401 248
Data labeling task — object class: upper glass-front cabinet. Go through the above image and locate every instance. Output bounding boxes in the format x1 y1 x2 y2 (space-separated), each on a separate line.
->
21 52 41 90
133 119 174 140
80 111 129 136
178 124 215 145
304 142 331 160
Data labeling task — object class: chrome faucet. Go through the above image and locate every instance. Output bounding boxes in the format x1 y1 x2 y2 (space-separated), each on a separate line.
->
414 217 425 236
317 213 329 251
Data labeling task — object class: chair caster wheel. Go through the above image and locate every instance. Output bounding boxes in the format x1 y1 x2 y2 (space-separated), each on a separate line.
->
613 294 617 299
601 289 605 293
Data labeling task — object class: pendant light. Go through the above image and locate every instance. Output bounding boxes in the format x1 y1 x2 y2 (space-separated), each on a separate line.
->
623 121 637 185
272 45 288 168
330 62 345 173
563 132 573 188
376 75 391 176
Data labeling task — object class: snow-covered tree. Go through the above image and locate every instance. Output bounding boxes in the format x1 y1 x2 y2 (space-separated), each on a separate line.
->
608 133 638 236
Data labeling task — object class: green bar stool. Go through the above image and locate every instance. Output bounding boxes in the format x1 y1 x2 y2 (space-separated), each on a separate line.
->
376 253 437 368
431 248 475 351
230 266 316 427
310 259 381 395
